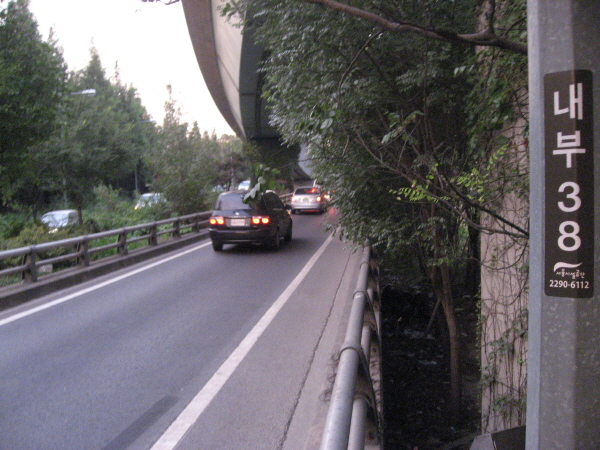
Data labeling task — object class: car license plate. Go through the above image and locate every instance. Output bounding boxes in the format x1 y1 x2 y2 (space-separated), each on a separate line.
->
229 218 246 227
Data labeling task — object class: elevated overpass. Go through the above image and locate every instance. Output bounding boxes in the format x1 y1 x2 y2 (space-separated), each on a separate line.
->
181 0 312 183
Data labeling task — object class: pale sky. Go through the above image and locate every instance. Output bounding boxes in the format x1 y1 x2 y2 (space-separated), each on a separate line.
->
28 0 234 136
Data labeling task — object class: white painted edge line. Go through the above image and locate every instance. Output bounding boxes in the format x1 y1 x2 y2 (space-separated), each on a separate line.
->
150 233 335 450
0 241 212 328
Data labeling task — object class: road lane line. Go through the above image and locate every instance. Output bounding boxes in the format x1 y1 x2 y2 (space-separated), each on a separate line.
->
150 233 335 450
0 241 212 328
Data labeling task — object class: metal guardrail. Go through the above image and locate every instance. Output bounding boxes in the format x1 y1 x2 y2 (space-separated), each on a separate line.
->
0 211 211 285
320 241 382 450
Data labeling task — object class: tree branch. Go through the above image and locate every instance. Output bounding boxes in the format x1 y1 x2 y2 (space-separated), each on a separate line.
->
140 0 180 4
300 0 527 55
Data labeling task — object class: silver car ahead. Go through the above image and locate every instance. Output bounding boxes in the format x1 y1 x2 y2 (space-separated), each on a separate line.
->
289 187 327 214
41 210 78 232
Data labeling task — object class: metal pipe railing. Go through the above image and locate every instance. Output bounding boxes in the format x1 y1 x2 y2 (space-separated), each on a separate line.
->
320 241 381 450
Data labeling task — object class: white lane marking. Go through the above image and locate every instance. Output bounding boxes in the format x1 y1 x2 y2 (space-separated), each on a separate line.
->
150 234 335 450
0 241 212 328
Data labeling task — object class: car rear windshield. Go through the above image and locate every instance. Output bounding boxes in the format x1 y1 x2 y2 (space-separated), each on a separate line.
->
295 187 320 195
216 194 253 210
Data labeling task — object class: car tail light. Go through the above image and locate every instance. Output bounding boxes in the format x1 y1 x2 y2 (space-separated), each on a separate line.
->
291 196 297 202
210 216 225 226
316 196 322 202
251 216 271 225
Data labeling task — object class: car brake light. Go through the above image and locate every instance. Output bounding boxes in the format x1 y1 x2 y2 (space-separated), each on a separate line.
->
316 196 322 202
252 216 270 225
210 216 225 225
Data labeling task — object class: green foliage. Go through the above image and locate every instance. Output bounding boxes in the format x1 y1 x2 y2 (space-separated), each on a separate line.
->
239 0 478 274
224 0 528 423
147 88 243 215
0 0 66 205
2 38 160 214
47 50 158 211
0 221 89 270
225 0 527 293
85 184 165 231
0 212 28 239
243 163 284 203
4 223 64 248
0 183 170 252
211 135 248 191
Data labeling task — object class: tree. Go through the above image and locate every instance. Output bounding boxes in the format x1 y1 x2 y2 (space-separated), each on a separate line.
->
36 48 157 219
297 0 527 54
0 0 66 206
216 0 527 421
143 0 526 54
147 87 222 215
146 0 529 426
211 134 247 191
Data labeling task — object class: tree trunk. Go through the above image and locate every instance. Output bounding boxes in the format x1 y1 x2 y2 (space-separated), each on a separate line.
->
430 263 462 422
417 203 463 422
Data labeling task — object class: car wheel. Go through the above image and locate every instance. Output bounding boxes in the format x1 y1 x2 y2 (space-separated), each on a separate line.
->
270 228 281 251
212 241 223 252
284 222 292 242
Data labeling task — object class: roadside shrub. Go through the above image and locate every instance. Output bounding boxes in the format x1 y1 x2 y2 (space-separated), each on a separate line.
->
0 213 28 240
3 223 88 249
0 224 79 275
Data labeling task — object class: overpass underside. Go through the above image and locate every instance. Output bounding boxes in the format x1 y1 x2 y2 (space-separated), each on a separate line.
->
181 0 311 185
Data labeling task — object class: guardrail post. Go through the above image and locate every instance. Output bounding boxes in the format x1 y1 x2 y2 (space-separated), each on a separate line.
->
148 224 158 246
117 230 128 256
173 219 181 239
22 246 38 283
77 237 89 267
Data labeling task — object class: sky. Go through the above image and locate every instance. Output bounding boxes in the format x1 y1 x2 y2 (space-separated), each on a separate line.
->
28 0 234 136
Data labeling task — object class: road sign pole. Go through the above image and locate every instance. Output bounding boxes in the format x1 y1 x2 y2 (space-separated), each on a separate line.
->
527 1 600 448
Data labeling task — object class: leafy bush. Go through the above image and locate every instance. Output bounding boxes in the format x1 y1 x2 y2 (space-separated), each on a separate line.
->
85 184 171 231
0 223 82 276
0 213 28 240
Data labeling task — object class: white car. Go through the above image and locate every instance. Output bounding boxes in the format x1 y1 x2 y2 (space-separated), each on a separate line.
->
135 193 165 209
289 187 328 214
238 180 251 190
41 210 78 231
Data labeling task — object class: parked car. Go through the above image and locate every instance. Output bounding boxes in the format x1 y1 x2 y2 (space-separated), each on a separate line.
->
209 190 292 251
40 209 78 232
238 180 251 190
289 186 327 214
135 192 165 210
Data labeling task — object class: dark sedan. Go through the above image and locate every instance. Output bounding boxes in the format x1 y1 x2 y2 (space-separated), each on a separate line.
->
209 190 292 251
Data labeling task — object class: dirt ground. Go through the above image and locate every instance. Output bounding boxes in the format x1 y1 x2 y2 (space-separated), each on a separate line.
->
380 286 481 450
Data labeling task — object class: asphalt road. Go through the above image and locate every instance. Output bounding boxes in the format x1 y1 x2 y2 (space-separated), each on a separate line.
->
0 211 360 450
